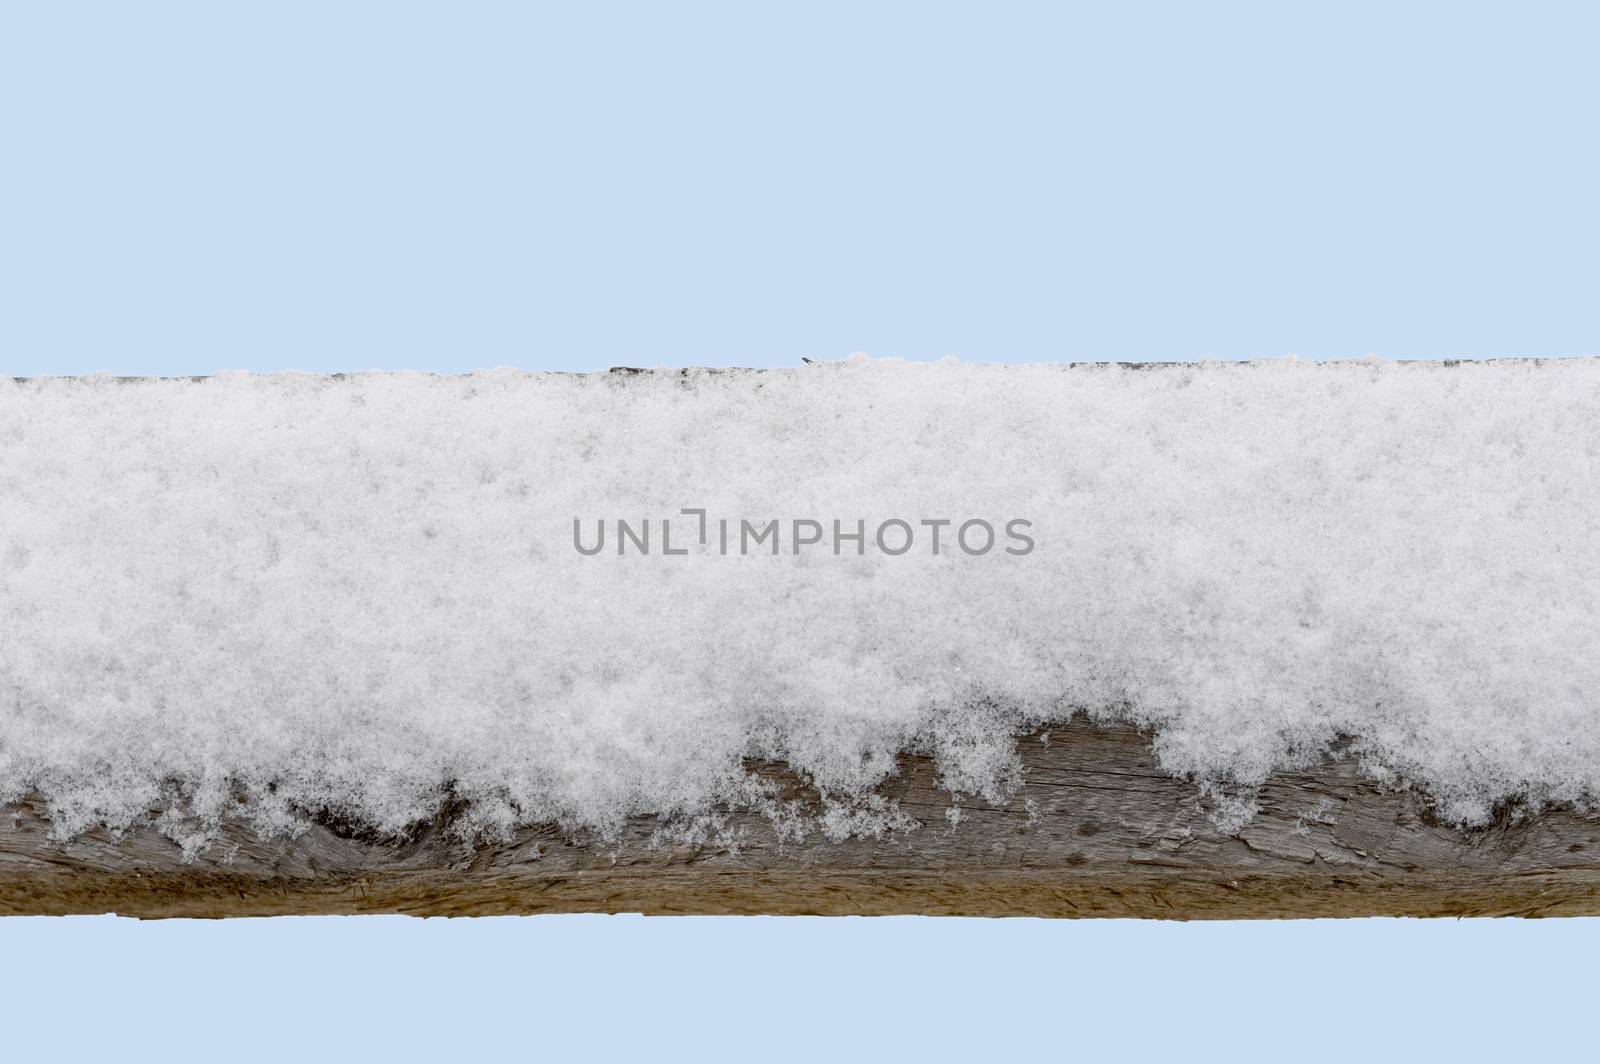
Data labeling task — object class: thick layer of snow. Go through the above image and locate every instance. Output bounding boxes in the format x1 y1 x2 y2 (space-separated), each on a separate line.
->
3 358 1598 848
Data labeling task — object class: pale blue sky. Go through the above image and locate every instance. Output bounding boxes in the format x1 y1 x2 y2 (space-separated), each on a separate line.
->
3 1 1597 376
3 3 1598 1060
2 915 1597 1061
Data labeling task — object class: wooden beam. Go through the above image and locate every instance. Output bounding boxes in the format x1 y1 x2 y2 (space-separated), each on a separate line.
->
4 719 1598 918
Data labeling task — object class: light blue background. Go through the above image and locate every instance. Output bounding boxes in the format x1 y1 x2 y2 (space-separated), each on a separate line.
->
3 3 1598 1059
1 915 1596 1061
3 1 1597 375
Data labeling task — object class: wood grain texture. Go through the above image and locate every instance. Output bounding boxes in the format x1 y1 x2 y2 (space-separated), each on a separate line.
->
4 719 1599 918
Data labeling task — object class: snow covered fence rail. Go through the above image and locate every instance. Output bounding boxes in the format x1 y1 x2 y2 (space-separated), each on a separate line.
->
5 720 1600 917
4 359 1600 917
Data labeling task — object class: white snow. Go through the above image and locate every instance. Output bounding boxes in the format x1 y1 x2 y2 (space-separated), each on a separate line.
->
3 357 1598 848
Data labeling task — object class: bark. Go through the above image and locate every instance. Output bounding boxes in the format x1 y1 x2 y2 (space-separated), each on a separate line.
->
4 720 1598 918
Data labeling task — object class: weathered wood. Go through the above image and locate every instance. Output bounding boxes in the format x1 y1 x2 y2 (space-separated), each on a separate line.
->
3 719 1598 918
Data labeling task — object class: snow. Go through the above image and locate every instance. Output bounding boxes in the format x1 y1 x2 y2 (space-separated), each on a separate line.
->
3 357 1598 849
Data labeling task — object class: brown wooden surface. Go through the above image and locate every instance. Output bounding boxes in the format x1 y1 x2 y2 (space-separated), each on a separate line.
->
4 719 1598 918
